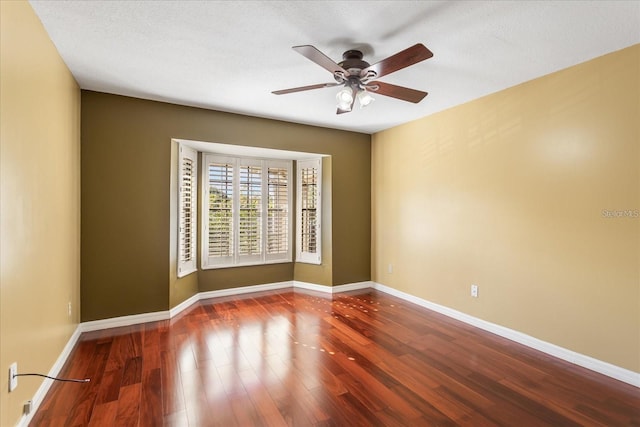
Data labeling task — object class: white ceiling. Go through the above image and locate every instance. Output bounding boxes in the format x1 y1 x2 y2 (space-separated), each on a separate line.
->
29 1 640 134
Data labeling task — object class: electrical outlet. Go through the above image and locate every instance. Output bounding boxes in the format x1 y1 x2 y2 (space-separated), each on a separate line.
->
8 362 18 392
471 284 479 298
68 301 72 317
388 264 393 274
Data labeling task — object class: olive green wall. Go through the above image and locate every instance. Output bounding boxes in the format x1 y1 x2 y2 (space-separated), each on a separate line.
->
1 1 81 425
372 45 639 372
82 91 370 320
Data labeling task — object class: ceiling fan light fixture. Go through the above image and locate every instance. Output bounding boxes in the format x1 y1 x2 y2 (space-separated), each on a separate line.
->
357 90 375 108
336 87 354 111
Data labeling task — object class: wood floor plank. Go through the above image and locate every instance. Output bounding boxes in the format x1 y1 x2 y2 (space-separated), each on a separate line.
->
238 368 289 427
182 366 232 427
114 383 141 427
87 401 118 427
498 377 611 426
161 349 186 416
138 368 162 425
31 289 640 426
164 409 190 427
94 368 123 404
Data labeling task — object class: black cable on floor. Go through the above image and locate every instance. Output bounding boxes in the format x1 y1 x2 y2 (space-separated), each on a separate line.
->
14 373 90 383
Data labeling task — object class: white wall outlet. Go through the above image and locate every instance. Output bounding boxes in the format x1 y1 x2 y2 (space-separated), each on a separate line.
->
68 301 72 317
8 362 18 392
388 264 393 274
471 284 479 298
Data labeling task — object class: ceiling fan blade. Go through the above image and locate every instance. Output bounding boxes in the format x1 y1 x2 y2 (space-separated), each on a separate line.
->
366 81 428 103
293 45 349 77
361 43 433 79
272 82 340 95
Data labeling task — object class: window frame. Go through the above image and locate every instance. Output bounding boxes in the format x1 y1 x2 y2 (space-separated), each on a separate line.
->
201 153 293 269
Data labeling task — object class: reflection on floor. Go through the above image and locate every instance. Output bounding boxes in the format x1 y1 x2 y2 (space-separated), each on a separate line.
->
31 288 640 426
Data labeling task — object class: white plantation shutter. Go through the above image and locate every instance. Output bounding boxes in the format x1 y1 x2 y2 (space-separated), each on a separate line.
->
266 161 292 261
267 166 288 255
203 155 235 267
297 158 321 264
238 159 262 263
178 145 197 277
202 154 292 268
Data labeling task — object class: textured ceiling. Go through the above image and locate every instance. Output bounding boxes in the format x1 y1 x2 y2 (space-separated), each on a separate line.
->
29 1 640 134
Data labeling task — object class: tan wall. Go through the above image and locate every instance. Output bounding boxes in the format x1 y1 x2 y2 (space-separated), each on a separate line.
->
372 45 639 372
82 92 370 319
0 1 81 425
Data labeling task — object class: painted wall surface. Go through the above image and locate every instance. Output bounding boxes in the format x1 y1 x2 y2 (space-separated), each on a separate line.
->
82 92 370 319
372 45 639 372
0 1 81 425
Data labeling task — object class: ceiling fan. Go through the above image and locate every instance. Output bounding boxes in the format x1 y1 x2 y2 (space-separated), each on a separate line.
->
272 43 433 114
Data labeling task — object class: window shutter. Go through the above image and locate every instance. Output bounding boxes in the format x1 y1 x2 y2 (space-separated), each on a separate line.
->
200 154 292 268
266 162 291 260
203 155 235 266
296 158 321 264
238 159 262 263
178 145 197 277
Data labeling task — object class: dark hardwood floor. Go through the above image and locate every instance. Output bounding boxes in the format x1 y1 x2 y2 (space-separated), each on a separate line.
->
31 289 639 426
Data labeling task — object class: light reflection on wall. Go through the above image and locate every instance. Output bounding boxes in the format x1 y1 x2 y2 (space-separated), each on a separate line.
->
537 126 596 167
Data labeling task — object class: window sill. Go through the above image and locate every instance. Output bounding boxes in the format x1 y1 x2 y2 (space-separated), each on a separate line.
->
177 267 197 278
201 259 292 270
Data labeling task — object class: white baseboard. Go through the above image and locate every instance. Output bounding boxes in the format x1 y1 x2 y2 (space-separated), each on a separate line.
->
79 310 170 333
293 280 373 294
77 281 640 387
24 277 636 426
332 280 375 293
372 282 640 388
75 281 376 332
169 293 201 318
199 281 293 301
17 325 83 427
292 280 332 293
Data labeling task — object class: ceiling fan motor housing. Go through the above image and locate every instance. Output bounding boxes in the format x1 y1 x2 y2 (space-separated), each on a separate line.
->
338 50 371 76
